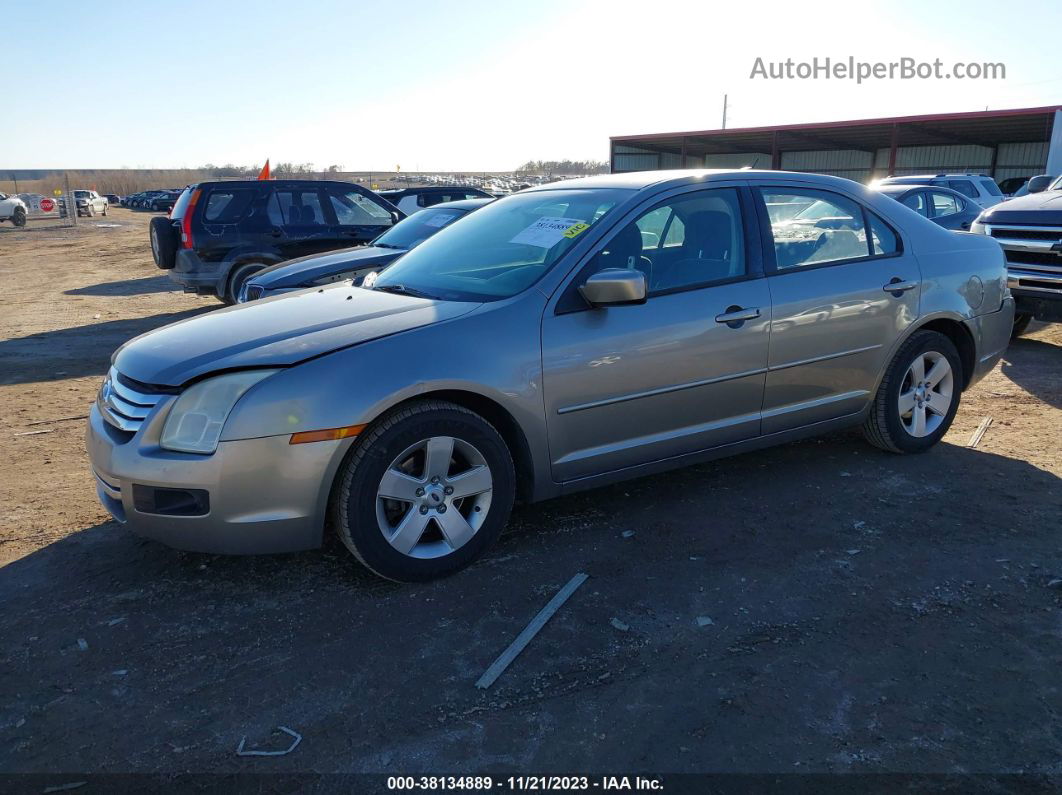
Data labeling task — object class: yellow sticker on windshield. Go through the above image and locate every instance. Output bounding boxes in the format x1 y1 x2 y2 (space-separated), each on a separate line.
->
563 222 590 239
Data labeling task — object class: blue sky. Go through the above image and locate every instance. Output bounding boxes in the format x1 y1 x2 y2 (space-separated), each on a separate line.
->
3 0 1062 170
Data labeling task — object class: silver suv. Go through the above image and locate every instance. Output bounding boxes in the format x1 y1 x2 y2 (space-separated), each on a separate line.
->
877 174 1004 209
87 170 1014 581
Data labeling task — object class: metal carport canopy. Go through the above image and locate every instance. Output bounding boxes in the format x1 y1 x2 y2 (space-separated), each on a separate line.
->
610 105 1062 169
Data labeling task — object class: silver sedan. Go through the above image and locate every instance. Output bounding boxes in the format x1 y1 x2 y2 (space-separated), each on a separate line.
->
87 170 1014 581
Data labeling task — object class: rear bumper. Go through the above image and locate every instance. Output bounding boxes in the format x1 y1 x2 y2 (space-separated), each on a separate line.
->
86 402 348 554
171 250 224 294
963 296 1014 387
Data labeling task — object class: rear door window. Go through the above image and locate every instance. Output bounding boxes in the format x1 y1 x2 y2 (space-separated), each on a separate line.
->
900 191 927 216
929 192 962 218
202 189 255 223
978 178 1002 197
761 189 870 269
269 189 329 227
327 187 394 227
948 180 978 199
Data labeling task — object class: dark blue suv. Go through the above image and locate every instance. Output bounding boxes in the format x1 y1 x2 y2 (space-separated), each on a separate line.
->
150 179 402 303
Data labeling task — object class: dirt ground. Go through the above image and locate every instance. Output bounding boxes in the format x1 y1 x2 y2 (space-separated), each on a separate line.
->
0 211 1060 785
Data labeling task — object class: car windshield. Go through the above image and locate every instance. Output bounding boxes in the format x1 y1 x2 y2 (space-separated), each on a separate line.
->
74 190 90 198
372 206 472 250
372 189 624 302
1051 176 1062 191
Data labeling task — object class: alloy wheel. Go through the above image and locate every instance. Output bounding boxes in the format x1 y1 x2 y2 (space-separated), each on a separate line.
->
375 435 493 559
898 351 954 437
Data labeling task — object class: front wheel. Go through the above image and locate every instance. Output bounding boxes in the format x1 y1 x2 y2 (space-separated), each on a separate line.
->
862 330 962 454
334 400 516 582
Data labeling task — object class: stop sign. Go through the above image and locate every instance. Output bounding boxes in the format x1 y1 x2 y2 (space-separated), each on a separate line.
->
40 198 55 212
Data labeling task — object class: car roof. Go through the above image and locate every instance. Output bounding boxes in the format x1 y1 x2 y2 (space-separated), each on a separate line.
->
874 184 969 199
882 174 985 182
425 197 494 210
521 169 881 194
380 186 489 194
193 179 367 189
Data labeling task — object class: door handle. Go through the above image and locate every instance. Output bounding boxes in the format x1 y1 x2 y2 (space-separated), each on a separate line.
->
715 306 760 326
270 226 283 238
883 279 918 295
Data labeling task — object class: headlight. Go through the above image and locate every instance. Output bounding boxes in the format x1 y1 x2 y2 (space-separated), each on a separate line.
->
160 370 279 454
969 220 986 235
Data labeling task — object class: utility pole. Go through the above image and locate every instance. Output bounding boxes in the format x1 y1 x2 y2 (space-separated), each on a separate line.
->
722 94 728 130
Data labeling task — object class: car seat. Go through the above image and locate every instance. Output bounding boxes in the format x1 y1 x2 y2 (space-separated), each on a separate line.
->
596 222 652 285
651 210 733 291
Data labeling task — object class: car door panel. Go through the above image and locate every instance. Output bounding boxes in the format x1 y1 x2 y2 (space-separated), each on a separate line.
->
541 185 770 482
543 281 770 480
757 187 920 434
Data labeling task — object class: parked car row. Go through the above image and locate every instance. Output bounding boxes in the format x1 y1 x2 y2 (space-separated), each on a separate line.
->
90 169 1014 582
123 189 184 212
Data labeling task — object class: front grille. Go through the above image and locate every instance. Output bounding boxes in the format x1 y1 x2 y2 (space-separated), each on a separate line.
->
1004 250 1062 271
989 227 1062 241
986 224 1062 286
97 368 165 433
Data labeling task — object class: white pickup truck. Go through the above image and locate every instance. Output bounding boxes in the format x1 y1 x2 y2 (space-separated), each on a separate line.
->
0 193 28 227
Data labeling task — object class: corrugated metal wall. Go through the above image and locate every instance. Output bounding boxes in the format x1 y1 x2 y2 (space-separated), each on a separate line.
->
995 142 1050 181
616 140 1050 181
781 150 875 182
874 144 995 175
703 152 768 169
613 145 661 172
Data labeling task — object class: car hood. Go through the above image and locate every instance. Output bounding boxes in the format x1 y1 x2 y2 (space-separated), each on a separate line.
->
113 286 479 387
251 245 404 289
982 190 1062 225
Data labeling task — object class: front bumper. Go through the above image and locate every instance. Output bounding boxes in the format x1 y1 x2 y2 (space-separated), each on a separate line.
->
962 296 1015 387
86 401 349 554
1007 271 1062 321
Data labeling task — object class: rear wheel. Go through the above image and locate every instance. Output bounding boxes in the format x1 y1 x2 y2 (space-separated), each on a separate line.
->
224 262 266 304
863 330 962 454
11 207 26 227
1012 313 1033 338
334 400 515 582
149 217 177 268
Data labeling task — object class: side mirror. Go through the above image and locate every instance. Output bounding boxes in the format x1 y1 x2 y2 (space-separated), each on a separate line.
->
390 211 403 225
579 268 647 307
1027 177 1051 194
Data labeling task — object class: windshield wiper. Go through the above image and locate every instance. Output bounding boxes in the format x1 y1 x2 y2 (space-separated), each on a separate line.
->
373 283 438 300
373 242 404 249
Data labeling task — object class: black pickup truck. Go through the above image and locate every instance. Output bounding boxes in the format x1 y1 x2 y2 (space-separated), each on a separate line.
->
972 176 1062 336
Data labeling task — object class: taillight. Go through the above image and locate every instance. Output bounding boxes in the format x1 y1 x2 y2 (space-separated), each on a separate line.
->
181 189 201 249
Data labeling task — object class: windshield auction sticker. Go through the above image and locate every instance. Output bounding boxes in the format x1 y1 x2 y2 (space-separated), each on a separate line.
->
424 212 459 228
510 217 588 247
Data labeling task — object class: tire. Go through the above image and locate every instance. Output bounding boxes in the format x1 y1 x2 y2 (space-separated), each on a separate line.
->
224 262 266 304
862 330 963 454
102 204 108 216
85 205 94 218
334 400 516 582
149 217 178 269
1011 313 1033 338
11 207 26 227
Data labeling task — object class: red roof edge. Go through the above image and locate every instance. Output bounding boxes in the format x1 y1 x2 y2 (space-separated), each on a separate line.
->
610 105 1062 142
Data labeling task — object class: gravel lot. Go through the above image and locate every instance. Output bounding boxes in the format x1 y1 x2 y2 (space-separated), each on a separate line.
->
1 211 1060 783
